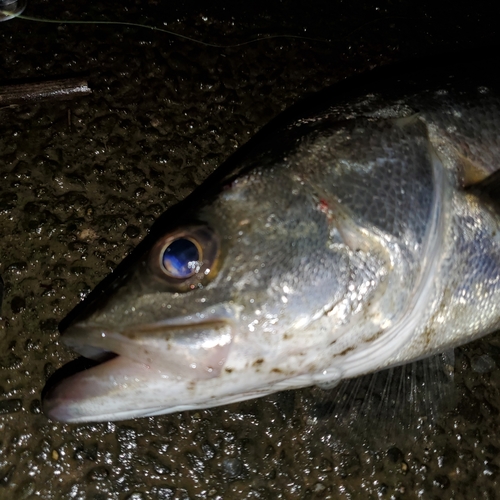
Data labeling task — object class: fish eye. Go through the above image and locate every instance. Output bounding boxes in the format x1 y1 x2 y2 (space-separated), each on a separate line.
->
161 238 201 279
149 225 220 290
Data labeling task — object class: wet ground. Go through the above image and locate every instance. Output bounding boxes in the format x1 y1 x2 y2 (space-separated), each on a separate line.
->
1 0 500 498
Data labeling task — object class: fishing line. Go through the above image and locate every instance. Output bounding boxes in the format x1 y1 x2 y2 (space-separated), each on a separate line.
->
1 7 415 49
15 14 334 48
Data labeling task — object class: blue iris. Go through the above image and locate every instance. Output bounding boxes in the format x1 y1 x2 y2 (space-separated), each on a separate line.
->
162 238 200 278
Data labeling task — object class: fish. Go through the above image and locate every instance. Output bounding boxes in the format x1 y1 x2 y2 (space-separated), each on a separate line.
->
43 53 500 423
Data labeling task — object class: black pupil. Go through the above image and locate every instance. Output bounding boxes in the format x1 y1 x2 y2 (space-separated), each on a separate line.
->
162 238 200 278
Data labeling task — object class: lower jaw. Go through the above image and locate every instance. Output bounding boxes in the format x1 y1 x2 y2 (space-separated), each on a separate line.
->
42 354 175 423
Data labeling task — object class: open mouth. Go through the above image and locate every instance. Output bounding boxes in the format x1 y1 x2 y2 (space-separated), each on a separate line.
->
62 319 234 378
42 317 235 423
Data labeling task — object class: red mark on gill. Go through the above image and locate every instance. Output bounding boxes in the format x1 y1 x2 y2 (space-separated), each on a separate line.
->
318 199 329 214
318 198 336 224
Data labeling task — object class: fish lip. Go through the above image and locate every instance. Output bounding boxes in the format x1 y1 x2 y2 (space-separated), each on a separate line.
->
62 318 231 357
42 355 173 423
61 305 237 380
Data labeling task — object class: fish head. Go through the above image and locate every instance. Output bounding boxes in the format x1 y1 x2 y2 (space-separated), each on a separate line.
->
43 160 365 423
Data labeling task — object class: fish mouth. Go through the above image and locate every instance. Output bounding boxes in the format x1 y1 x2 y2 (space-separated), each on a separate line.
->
43 311 235 423
63 318 234 379
42 355 195 422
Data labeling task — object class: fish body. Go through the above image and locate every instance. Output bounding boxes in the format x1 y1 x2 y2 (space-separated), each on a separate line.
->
44 56 500 422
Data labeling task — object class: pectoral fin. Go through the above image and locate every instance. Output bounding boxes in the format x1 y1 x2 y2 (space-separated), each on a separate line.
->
466 169 500 209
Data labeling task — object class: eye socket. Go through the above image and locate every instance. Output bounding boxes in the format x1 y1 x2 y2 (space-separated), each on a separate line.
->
149 225 220 291
161 237 201 279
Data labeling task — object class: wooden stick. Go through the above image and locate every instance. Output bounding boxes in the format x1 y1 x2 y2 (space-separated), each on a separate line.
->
0 77 91 106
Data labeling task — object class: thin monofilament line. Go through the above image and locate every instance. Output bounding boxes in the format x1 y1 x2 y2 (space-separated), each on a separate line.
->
3 10 416 48
4 12 333 48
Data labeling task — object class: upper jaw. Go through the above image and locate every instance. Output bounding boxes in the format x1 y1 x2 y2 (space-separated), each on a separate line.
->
62 303 239 380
